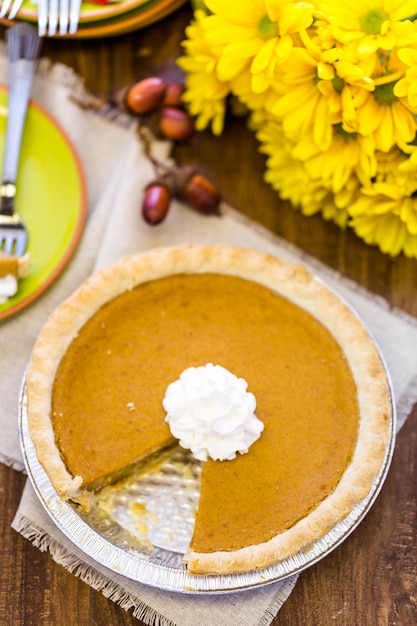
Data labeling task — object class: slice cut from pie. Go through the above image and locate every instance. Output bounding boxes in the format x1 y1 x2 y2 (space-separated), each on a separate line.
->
25 244 393 575
0 252 29 302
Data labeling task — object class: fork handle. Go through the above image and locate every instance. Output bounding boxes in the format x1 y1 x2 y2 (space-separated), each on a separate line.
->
1 58 37 188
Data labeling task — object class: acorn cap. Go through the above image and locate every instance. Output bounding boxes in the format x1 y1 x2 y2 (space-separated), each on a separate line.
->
159 165 197 196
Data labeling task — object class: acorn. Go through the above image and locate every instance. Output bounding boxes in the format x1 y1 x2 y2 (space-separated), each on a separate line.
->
125 77 167 116
165 165 222 215
162 82 185 107
158 107 194 141
141 180 172 225
181 172 222 215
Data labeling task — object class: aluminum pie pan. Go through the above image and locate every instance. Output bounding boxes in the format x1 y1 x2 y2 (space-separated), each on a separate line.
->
19 365 396 595
18 264 397 594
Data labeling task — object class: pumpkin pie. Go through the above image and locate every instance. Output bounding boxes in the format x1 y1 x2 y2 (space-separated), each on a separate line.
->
25 244 392 575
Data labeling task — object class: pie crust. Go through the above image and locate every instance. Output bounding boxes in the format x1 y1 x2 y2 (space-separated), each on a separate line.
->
0 253 29 303
0 252 29 279
25 244 393 575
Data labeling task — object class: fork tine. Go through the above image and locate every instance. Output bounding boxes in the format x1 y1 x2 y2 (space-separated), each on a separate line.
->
69 0 81 34
0 0 13 18
0 236 13 256
37 0 48 36
59 0 69 35
47 0 59 36
8 0 25 19
1 231 28 256
14 232 28 256
0 231 24 256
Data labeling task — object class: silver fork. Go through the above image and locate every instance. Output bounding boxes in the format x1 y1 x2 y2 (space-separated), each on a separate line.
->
38 0 82 37
0 24 42 257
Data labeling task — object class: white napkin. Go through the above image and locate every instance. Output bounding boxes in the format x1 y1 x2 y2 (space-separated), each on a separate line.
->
0 53 417 626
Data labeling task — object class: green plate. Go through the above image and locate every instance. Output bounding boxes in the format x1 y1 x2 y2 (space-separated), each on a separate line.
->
0 87 87 322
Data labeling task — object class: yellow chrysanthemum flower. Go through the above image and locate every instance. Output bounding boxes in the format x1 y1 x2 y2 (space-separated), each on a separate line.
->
230 67 282 117
177 10 230 135
271 29 374 150
349 211 417 257
256 119 326 210
354 75 417 151
397 142 417 172
202 0 314 93
346 46 417 151
349 149 417 256
178 2 417 257
315 0 417 54
394 47 417 107
292 126 377 192
256 118 351 226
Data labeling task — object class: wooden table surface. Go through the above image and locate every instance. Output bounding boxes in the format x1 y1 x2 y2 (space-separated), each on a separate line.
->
1 4 417 625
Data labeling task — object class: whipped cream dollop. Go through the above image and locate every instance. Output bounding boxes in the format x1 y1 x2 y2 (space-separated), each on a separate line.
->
163 363 264 461
0 274 18 303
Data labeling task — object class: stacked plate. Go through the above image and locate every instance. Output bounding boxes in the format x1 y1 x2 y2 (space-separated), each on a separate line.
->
0 0 187 38
0 87 87 321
